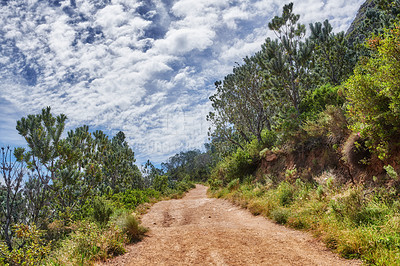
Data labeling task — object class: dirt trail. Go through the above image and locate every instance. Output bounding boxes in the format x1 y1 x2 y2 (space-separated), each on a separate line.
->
102 185 361 265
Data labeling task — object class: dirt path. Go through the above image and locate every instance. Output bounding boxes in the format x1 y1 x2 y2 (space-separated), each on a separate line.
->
102 185 361 265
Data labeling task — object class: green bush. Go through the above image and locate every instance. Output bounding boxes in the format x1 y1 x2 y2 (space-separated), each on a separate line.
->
211 147 257 184
110 189 160 210
300 84 344 119
0 224 51 266
329 186 389 226
271 208 290 224
276 182 294 206
208 178 223 191
120 214 148 243
48 220 127 265
384 164 398 181
344 24 400 159
261 129 278 149
153 175 169 192
302 105 348 144
227 178 240 191
93 197 113 227
175 180 195 192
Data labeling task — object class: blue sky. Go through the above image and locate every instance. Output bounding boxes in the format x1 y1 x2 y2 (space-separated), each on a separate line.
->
0 0 363 164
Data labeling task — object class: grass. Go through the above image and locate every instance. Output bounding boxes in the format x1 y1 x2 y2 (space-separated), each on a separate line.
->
120 213 148 243
209 178 400 265
44 181 196 265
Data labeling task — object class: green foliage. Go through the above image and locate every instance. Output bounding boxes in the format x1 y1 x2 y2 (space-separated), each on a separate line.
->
120 213 147 243
1 224 51 266
161 148 215 182
260 2 314 116
152 175 169 192
207 55 273 148
302 105 348 144
384 164 398 180
48 221 126 265
211 147 256 184
309 20 354 85
329 186 389 226
276 182 294 206
261 129 278 149
316 185 324 199
174 180 195 193
110 189 160 210
16 107 67 225
208 178 223 191
299 84 344 119
271 208 290 224
284 168 298 180
92 197 113 227
345 24 400 159
347 0 400 46
227 178 240 191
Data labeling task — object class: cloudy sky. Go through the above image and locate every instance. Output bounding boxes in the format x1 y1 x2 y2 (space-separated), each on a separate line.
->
0 0 363 164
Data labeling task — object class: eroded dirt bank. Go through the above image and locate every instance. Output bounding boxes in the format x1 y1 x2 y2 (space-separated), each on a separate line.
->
101 185 361 265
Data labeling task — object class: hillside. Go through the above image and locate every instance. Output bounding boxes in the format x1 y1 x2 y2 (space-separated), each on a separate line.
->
207 1 400 264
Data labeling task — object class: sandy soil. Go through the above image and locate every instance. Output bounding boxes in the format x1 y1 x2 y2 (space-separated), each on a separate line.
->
100 185 362 266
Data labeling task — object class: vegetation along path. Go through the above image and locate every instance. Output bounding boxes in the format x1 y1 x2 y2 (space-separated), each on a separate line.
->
102 185 361 265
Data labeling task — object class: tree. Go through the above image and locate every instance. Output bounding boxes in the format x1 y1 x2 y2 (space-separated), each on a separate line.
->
142 160 163 188
16 107 67 225
310 20 355 85
207 55 273 146
0 147 25 250
162 150 200 181
55 125 101 216
160 147 216 182
103 131 142 191
259 2 314 116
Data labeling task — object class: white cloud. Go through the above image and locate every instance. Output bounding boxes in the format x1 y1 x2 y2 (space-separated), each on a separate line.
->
154 27 215 54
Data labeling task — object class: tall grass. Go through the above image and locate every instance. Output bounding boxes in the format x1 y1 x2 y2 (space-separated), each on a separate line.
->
210 178 400 265
45 179 196 265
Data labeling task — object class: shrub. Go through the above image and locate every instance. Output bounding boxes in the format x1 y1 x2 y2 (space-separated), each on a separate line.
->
344 24 400 159
316 185 324 199
329 186 387 226
100 224 126 257
175 180 195 193
300 84 345 119
93 197 113 227
120 214 148 243
110 189 159 210
302 105 348 144
153 175 169 192
384 164 398 181
261 129 278 149
211 147 257 184
227 178 240 191
276 182 294 206
208 178 223 191
48 220 128 265
0 224 51 266
271 208 290 224
72 222 101 263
